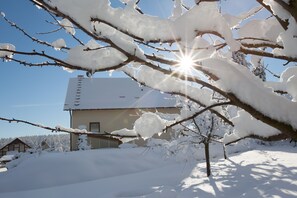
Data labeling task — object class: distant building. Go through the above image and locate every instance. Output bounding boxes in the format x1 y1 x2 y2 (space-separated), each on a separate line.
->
64 76 179 151
0 138 31 158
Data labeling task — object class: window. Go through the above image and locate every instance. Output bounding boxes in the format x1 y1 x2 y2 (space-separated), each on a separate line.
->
89 122 100 133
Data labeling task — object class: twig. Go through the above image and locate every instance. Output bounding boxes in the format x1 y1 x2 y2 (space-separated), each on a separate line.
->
1 14 69 50
166 101 232 129
264 66 280 78
0 117 138 139
180 123 223 144
37 27 63 35
45 8 85 46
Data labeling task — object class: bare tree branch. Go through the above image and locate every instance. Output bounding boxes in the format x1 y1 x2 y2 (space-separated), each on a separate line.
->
1 13 69 50
225 133 289 146
165 101 232 129
0 117 138 139
37 27 63 35
44 10 85 46
180 123 223 144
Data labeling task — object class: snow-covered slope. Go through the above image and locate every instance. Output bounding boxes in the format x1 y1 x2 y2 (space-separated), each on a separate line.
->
0 144 296 198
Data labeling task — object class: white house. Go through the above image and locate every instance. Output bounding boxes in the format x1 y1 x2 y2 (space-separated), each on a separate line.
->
64 75 179 151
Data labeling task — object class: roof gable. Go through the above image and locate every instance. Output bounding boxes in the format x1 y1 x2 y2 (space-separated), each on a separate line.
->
64 76 176 110
0 138 31 150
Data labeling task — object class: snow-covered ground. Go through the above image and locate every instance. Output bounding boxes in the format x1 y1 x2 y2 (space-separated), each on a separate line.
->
0 143 296 198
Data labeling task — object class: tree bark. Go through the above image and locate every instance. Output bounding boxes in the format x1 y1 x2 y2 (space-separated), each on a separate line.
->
204 142 211 177
223 145 228 159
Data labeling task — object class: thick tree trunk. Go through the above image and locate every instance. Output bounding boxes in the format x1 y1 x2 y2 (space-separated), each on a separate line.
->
204 142 211 177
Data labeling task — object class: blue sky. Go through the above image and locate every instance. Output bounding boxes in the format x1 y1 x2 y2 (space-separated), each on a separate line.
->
0 1 78 138
0 0 286 138
0 0 176 138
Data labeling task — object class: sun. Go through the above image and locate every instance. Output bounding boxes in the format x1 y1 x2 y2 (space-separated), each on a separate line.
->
178 55 194 73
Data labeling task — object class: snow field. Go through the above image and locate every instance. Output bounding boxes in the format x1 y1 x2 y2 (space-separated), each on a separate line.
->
0 143 296 198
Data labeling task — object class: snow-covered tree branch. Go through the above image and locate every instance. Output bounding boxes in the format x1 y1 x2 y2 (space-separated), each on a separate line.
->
1 0 297 145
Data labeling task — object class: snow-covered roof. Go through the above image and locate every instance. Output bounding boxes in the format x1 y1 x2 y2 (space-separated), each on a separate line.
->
64 76 176 110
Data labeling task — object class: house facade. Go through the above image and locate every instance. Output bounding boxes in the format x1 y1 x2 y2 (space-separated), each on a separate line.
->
0 138 31 158
64 76 179 151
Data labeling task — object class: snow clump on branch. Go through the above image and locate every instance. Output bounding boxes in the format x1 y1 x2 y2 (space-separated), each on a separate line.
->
112 112 169 140
51 38 66 50
273 17 297 58
47 0 240 51
66 39 127 71
223 110 282 144
134 112 166 139
59 18 75 35
0 43 15 60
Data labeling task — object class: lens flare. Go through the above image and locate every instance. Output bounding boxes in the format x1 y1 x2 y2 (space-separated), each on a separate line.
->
178 55 194 73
